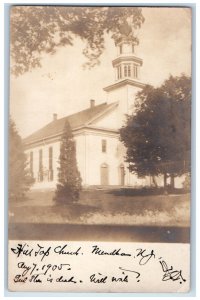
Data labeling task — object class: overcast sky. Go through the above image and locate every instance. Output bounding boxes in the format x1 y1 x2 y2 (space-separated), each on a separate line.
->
10 7 192 138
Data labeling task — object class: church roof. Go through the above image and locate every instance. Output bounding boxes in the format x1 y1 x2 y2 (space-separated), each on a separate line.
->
103 79 145 92
24 102 116 145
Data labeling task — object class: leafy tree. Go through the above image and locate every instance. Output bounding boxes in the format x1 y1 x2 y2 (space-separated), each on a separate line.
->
10 6 144 75
9 117 33 201
54 120 82 204
120 75 191 188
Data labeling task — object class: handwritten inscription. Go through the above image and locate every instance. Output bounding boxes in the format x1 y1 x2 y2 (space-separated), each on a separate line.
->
91 245 131 256
159 259 186 284
11 243 81 261
10 243 187 288
136 248 155 265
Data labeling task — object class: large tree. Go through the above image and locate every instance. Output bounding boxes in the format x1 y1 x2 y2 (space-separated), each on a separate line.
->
120 75 191 188
54 120 82 204
10 6 144 75
9 118 33 201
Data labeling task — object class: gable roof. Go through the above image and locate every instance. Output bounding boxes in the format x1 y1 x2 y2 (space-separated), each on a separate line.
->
103 79 145 92
23 102 117 145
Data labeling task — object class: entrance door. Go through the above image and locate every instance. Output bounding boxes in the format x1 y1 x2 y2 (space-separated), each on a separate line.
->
101 164 109 185
119 165 125 186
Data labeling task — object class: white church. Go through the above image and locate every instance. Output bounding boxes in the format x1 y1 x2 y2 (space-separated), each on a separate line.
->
23 26 183 190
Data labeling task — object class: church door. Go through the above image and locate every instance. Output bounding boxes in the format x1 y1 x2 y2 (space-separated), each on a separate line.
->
101 164 109 185
119 165 125 186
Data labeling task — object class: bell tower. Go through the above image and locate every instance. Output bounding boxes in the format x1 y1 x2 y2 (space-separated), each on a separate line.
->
103 22 145 118
113 23 143 83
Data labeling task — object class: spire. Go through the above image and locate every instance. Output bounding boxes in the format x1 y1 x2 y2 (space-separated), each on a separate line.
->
112 21 143 82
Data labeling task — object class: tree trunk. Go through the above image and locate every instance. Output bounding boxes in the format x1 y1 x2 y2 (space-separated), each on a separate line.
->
164 173 167 189
170 174 175 189
152 176 158 187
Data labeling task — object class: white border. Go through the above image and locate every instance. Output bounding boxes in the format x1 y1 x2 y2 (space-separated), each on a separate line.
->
1 1 199 299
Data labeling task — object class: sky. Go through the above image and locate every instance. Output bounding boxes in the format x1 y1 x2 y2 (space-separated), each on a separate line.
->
10 7 192 138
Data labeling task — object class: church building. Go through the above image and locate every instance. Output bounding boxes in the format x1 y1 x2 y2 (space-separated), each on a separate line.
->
23 25 163 190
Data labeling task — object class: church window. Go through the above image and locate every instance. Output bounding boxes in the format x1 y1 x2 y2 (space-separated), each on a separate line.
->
49 147 53 170
119 45 123 54
132 44 134 53
48 147 53 181
117 66 121 79
133 64 138 78
38 149 43 182
30 151 33 176
102 139 107 153
119 164 125 186
124 64 131 77
128 65 131 77
124 65 128 77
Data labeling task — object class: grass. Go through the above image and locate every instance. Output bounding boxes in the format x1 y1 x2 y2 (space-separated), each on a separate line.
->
9 188 190 227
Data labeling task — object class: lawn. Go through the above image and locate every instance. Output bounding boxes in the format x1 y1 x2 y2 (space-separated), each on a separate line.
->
9 188 190 227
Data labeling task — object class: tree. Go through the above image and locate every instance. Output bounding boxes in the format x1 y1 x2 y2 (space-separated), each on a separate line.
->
9 117 33 201
120 75 191 189
10 6 144 75
54 120 82 204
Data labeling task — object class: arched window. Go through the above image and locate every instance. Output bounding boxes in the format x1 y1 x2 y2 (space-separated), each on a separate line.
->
119 164 125 186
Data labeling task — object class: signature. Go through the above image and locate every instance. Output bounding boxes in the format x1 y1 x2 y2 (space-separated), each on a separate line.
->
159 260 186 284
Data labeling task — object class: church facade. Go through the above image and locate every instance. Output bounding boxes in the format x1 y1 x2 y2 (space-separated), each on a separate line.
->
23 29 183 190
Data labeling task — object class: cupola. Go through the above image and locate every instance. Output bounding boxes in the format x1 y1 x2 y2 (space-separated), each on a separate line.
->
112 21 143 82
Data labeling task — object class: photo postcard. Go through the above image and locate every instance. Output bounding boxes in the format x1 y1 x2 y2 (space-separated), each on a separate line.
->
8 5 192 293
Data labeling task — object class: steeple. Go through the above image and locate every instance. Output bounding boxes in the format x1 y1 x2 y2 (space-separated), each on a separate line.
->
112 21 143 82
103 21 145 117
